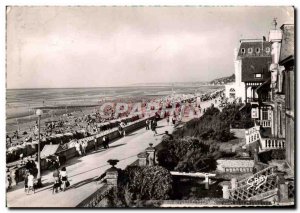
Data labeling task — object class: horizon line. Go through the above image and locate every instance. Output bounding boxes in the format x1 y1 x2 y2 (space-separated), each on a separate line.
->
6 81 218 90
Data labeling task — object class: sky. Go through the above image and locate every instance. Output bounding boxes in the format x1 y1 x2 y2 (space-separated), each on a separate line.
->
6 6 294 89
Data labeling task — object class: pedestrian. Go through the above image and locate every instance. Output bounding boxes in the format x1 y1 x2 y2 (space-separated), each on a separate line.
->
166 116 170 126
24 170 29 193
75 141 82 156
151 119 158 136
81 141 87 156
118 124 123 136
169 116 173 126
60 167 69 192
52 168 61 194
103 136 110 149
6 174 11 191
27 172 35 195
172 117 176 126
94 136 98 151
145 119 149 130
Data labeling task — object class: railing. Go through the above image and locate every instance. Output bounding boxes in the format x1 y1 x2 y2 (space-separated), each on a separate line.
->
246 98 259 103
76 184 114 207
288 181 295 199
245 126 260 145
256 120 272 128
229 174 278 201
224 167 253 173
260 138 285 150
235 166 277 188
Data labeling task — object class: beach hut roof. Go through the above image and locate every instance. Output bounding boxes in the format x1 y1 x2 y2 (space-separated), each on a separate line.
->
40 145 63 159
64 132 73 136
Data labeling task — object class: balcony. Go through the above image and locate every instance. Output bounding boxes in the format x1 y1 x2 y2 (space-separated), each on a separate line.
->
256 120 271 128
246 97 259 104
260 138 285 151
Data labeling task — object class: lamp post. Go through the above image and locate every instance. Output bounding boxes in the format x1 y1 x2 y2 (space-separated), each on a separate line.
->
36 109 43 187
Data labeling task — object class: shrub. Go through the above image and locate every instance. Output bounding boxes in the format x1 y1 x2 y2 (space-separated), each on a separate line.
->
116 166 173 206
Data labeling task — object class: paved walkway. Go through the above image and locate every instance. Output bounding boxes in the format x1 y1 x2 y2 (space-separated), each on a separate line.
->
6 97 220 208
7 119 174 207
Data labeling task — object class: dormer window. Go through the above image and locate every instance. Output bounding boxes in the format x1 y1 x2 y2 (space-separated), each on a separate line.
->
248 48 253 54
241 48 246 54
255 48 260 53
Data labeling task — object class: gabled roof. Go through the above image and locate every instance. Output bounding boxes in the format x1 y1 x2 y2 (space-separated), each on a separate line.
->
279 24 294 64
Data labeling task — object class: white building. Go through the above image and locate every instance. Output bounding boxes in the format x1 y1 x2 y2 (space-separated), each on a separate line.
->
224 48 246 102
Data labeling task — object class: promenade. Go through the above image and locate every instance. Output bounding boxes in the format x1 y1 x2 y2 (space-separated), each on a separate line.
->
6 98 219 208
7 118 173 207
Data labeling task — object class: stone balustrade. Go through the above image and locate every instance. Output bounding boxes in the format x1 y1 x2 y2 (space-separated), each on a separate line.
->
256 119 272 128
260 138 285 151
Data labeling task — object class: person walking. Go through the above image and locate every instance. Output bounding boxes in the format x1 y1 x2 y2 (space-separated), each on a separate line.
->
145 119 149 130
151 119 158 136
52 168 62 193
60 167 68 192
27 172 35 195
172 116 176 126
103 136 110 149
81 141 87 156
75 141 82 157
6 174 11 191
24 170 29 193
94 136 98 151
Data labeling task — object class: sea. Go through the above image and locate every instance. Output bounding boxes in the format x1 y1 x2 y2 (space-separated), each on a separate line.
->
6 85 222 131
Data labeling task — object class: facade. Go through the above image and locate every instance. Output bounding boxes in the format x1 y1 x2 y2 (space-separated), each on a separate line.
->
225 49 245 102
238 39 272 103
279 24 295 170
245 24 294 173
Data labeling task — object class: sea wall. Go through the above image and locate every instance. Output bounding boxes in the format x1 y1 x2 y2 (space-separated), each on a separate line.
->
9 116 154 186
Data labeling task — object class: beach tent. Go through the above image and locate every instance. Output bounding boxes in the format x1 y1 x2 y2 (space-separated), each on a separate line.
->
64 132 73 137
40 144 63 159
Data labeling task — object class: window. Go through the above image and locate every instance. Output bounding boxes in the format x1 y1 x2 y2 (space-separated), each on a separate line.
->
256 48 260 53
262 109 268 120
241 48 246 54
254 73 262 78
248 48 253 53
265 47 270 53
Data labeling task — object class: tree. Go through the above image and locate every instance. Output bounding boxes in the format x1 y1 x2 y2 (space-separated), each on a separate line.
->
116 166 173 207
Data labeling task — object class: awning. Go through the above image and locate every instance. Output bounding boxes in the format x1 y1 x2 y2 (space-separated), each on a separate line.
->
40 144 63 159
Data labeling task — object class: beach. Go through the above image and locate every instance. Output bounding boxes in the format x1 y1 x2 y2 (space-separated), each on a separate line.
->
6 85 222 133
